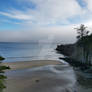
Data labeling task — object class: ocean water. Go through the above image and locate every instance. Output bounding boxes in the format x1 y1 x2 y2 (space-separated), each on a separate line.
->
0 42 63 62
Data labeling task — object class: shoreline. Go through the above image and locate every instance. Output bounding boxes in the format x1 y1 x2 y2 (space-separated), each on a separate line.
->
2 60 62 70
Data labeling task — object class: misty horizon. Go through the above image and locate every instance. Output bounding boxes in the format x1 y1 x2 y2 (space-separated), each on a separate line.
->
0 0 92 43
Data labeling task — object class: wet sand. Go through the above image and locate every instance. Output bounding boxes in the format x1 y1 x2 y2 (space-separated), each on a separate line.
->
3 60 77 92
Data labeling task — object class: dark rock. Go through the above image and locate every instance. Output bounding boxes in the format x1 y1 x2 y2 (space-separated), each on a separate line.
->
0 56 5 60
35 79 40 83
59 57 90 71
56 44 75 56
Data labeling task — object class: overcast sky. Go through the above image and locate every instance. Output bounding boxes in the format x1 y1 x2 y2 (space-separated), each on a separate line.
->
0 0 92 43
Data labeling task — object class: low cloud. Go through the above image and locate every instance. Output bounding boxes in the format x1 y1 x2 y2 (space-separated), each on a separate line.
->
0 26 77 43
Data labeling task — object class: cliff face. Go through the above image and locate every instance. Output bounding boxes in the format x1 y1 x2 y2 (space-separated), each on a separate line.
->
75 35 92 65
56 34 92 65
56 44 75 57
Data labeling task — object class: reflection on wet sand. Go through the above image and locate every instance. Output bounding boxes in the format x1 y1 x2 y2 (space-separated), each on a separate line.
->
3 60 77 92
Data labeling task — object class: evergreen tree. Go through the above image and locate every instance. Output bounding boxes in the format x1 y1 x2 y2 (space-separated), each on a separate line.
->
75 24 89 39
0 56 10 91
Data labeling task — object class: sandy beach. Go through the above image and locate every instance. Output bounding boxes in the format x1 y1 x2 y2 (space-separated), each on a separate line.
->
2 60 62 70
3 60 77 92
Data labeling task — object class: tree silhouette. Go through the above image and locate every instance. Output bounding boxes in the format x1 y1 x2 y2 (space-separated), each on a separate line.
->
75 24 89 39
75 24 91 65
